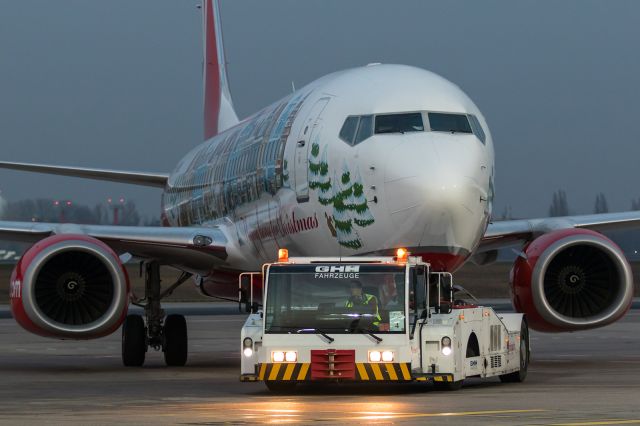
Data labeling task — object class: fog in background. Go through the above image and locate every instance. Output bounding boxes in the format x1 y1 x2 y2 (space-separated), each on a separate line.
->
1 0 639 219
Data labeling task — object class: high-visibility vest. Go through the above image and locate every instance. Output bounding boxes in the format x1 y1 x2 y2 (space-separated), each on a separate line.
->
346 293 381 326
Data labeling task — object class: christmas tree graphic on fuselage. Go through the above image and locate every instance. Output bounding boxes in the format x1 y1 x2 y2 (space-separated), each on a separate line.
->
308 140 375 249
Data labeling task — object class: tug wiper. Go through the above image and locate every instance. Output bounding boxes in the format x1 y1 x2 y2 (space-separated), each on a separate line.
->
296 328 335 343
354 328 383 344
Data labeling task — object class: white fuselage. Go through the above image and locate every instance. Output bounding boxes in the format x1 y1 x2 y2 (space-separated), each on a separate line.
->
162 64 494 276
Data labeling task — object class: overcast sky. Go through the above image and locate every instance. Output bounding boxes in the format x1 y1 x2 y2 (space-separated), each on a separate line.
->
1 0 639 220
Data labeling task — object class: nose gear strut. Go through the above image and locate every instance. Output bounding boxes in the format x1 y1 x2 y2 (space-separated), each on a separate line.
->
121 261 192 367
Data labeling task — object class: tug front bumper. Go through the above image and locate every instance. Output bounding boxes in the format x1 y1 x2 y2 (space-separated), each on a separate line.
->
243 362 413 382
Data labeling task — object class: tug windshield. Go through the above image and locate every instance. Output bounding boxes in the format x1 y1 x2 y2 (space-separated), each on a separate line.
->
265 264 406 334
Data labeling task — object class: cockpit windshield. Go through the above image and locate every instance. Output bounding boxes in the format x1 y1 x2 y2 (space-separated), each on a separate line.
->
265 264 406 334
374 113 424 134
428 112 472 134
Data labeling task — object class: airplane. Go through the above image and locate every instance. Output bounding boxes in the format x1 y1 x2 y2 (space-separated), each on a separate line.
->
0 0 636 367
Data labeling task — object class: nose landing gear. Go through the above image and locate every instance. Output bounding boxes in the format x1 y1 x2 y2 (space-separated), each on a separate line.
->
121 262 192 367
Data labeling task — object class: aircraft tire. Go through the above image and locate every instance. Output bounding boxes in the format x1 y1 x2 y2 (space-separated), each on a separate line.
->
163 314 188 367
122 315 147 367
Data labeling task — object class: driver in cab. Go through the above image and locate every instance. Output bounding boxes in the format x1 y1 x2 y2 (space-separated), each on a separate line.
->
346 280 382 329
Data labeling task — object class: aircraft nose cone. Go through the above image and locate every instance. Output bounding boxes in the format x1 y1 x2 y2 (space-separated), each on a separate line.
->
383 137 434 224
383 135 488 250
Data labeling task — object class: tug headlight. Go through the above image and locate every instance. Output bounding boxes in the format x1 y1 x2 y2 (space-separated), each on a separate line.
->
368 350 394 362
441 336 452 356
243 338 253 357
285 351 297 363
271 351 297 363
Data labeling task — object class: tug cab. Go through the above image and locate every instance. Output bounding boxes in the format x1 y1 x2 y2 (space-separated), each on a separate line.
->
240 249 529 392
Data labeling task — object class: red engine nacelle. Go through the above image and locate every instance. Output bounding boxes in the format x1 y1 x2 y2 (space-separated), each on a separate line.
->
511 228 634 332
9 234 130 339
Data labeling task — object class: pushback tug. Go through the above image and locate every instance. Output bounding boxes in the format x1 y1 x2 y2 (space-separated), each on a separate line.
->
239 249 529 392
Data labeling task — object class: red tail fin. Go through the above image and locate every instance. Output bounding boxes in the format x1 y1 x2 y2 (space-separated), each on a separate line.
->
203 0 239 140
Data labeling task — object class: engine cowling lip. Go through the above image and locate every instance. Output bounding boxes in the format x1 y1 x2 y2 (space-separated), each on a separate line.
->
531 233 633 329
21 239 128 336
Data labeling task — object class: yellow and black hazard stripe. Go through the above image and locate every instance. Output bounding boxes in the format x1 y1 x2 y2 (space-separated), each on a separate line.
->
355 363 412 381
258 363 310 381
415 374 454 382
258 362 412 382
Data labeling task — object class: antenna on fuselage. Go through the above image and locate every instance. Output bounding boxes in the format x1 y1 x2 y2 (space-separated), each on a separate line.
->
291 81 296 93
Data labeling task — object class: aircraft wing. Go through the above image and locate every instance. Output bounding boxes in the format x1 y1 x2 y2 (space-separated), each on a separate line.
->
0 161 168 188
479 211 640 254
0 221 231 273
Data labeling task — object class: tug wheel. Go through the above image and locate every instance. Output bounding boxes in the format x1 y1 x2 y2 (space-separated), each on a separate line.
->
500 318 529 383
433 380 463 391
265 381 297 393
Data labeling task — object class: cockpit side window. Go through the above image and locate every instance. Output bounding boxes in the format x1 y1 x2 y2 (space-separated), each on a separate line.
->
339 116 360 145
354 115 373 144
375 113 424 134
468 114 486 144
428 113 472 134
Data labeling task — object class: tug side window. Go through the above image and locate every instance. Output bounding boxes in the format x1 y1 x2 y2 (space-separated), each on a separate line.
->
410 266 427 337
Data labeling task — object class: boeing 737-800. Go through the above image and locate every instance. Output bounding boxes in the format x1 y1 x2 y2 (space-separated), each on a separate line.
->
0 0 636 366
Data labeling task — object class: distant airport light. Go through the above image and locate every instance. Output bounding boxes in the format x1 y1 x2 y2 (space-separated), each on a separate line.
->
53 200 60 206
119 197 125 204
66 201 72 206
278 248 289 262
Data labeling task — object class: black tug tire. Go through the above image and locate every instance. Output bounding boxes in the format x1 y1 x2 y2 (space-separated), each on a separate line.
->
163 314 188 367
433 380 463 391
122 315 147 367
265 381 297 394
500 318 529 383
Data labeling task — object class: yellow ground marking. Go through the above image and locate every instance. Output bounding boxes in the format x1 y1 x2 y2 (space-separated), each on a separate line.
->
370 363 384 380
549 421 640 426
282 363 296 380
268 363 281 381
385 363 398 380
332 409 546 421
356 363 369 380
296 363 309 380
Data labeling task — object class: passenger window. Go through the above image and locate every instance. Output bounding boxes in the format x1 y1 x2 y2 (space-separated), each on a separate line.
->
354 115 373 144
375 113 424 134
428 112 472 134
468 114 486 144
339 116 359 144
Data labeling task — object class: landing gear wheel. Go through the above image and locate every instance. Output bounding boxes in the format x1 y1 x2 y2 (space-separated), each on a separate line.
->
122 315 146 367
433 380 463 391
163 314 188 366
265 381 297 394
500 318 529 383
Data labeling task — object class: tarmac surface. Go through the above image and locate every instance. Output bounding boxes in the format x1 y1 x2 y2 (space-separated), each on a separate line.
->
0 302 638 425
